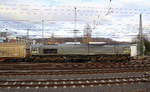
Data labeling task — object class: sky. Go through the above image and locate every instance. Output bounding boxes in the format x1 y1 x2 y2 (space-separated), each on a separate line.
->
0 0 150 42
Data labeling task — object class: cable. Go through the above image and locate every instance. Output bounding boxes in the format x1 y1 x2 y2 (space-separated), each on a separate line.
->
105 0 112 16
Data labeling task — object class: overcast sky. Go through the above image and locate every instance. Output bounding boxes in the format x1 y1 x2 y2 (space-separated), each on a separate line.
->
0 0 150 42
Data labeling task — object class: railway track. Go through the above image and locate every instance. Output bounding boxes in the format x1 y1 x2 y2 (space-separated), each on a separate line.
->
0 76 149 88
0 62 149 76
0 62 149 70
0 68 149 76
0 62 149 92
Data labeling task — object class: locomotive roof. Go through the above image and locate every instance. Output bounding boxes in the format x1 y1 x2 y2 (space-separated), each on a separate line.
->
31 43 131 48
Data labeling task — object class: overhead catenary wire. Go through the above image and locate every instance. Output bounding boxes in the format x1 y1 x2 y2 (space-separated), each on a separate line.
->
105 0 112 16
0 5 150 15
1 2 150 41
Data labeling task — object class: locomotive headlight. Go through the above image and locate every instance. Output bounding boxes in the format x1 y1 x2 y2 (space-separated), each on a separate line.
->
31 48 39 54
123 48 130 54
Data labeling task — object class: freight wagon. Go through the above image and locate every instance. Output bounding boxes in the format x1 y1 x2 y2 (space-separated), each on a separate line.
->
0 43 26 61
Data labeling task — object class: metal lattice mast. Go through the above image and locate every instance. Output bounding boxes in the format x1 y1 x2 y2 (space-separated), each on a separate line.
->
138 14 144 56
42 20 44 44
74 7 78 43
42 20 44 38
26 29 29 45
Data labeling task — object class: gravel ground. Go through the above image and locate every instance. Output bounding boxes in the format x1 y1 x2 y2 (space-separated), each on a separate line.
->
0 71 148 80
0 82 149 92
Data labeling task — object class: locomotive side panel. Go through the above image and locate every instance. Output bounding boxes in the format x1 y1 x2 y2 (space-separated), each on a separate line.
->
58 44 89 55
58 44 130 55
